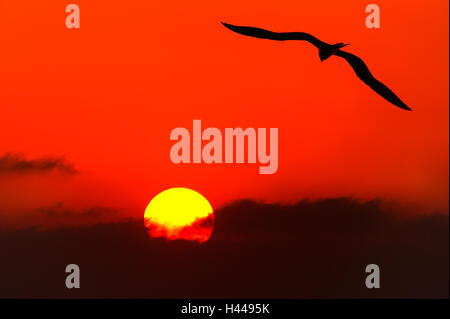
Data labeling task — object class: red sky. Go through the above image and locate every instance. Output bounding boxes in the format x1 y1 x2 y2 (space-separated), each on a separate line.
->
0 0 448 227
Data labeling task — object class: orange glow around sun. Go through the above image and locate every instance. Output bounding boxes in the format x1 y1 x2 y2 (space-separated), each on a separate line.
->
144 188 214 243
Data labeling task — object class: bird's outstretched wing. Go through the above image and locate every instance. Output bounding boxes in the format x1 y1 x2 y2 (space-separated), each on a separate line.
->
334 50 411 111
222 22 326 50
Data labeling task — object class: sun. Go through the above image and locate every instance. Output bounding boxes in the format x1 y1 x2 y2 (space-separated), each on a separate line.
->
144 188 214 243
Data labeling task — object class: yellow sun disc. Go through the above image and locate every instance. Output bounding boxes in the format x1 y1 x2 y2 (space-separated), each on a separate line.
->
144 188 214 243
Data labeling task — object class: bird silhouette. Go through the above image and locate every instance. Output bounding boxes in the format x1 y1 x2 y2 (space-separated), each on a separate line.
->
222 22 411 111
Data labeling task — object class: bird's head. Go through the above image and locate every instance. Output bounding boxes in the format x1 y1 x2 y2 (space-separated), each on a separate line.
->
319 50 332 62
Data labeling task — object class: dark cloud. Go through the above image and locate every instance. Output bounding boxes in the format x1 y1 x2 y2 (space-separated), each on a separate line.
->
0 153 78 175
33 203 122 229
0 198 447 298
0 203 123 231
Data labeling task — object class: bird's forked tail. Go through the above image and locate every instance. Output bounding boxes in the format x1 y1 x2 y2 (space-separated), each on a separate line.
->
319 42 350 61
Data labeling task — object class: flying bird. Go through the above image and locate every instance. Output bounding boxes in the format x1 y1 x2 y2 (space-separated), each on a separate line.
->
222 22 411 111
